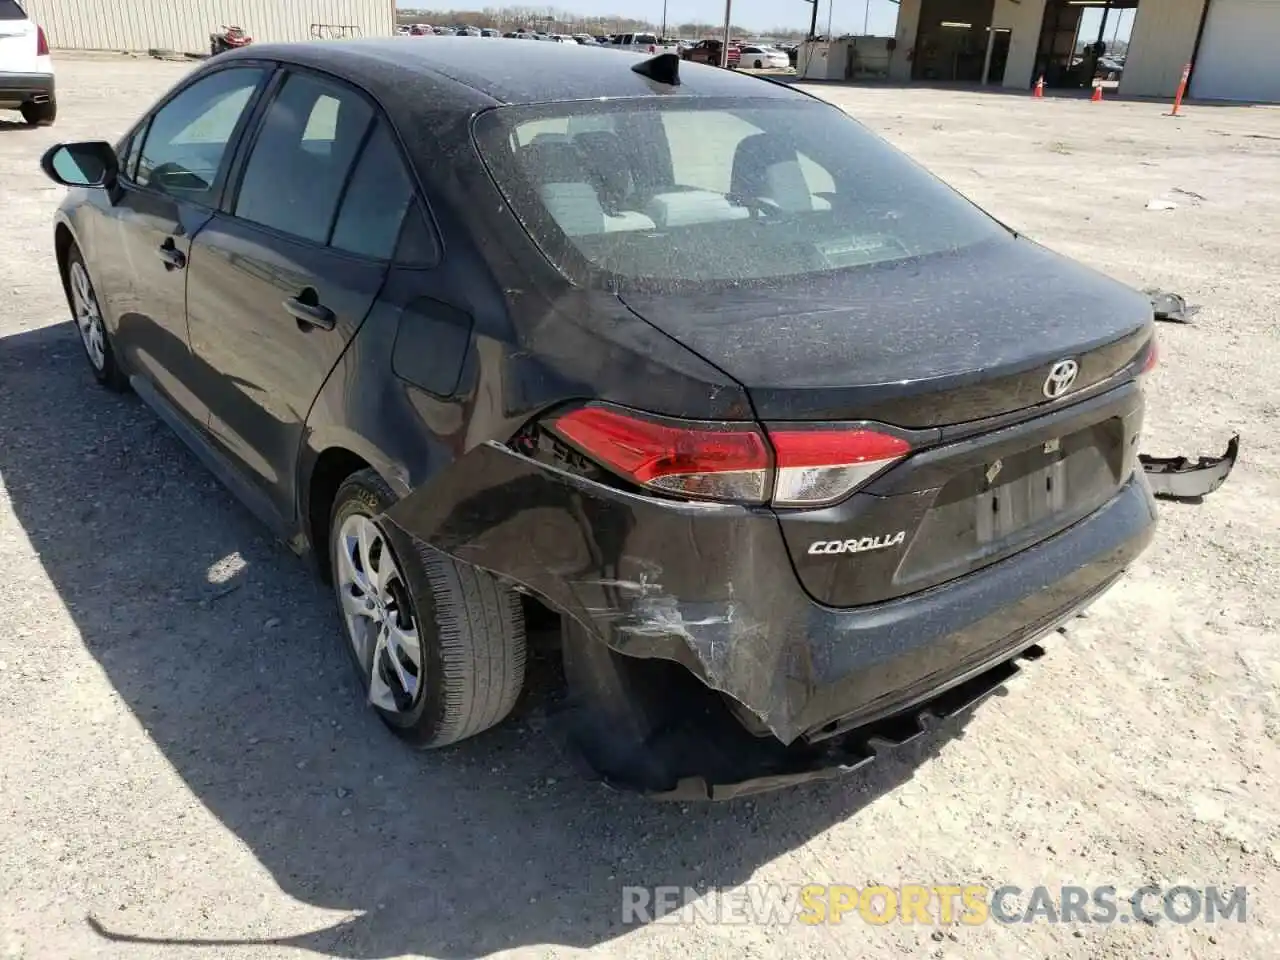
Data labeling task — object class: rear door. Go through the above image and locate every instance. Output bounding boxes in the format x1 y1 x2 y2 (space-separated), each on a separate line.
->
185 68 411 522
0 0 37 74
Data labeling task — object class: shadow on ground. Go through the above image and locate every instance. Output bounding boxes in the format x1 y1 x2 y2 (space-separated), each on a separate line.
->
0 322 981 958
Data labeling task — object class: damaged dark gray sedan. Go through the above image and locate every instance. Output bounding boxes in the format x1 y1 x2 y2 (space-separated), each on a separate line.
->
41 39 1159 799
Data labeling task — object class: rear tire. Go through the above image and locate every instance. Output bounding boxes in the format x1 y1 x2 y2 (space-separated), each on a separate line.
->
329 469 527 748
21 99 55 127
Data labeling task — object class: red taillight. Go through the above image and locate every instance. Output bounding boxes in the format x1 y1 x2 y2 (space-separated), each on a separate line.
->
1136 336 1158 393
551 405 771 503
1141 337 1158 374
768 427 912 507
548 404 912 507
36 25 49 56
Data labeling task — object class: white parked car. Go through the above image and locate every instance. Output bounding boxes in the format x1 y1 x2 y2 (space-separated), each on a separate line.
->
608 32 679 55
739 45 791 71
0 0 54 125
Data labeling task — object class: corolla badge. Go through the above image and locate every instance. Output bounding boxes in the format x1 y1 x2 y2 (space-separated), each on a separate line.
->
808 532 907 556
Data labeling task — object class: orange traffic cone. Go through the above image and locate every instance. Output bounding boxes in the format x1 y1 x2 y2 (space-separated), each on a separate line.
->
1033 75 1044 98
1091 84 1103 102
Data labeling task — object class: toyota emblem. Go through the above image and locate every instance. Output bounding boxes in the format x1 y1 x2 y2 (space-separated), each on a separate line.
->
1043 359 1080 399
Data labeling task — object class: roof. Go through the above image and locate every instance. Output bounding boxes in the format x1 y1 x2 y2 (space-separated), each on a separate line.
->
226 37 804 109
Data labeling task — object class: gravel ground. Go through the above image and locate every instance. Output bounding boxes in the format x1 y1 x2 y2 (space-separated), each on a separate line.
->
1 55 1277 960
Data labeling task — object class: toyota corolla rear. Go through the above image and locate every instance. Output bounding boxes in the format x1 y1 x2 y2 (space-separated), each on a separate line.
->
447 84 1158 797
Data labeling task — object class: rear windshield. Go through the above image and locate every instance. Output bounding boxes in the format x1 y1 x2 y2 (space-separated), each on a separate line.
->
0 0 27 20
473 98 1008 292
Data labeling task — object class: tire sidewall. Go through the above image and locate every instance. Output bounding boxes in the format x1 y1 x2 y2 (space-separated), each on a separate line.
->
329 475 448 739
65 245 125 389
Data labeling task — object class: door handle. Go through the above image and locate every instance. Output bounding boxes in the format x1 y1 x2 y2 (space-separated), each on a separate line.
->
157 239 186 270
284 295 336 331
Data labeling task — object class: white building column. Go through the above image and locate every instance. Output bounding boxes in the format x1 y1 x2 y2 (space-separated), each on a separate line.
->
993 0 1048 88
888 0 922 81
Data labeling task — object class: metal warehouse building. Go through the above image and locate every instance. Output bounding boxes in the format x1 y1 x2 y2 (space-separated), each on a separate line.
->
23 0 394 55
884 0 1280 102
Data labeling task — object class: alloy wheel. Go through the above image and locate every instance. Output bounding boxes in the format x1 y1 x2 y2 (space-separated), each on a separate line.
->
335 514 423 713
69 261 106 371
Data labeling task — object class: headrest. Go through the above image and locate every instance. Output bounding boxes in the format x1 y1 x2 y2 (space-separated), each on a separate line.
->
572 130 633 205
521 140 589 184
731 133 802 196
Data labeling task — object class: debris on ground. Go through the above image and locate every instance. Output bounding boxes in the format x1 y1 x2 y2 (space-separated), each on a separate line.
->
1145 199 1177 211
1145 289 1201 323
1140 434 1240 500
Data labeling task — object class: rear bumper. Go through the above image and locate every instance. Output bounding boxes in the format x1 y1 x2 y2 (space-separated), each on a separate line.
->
790 472 1154 742
0 72 54 105
383 439 1158 748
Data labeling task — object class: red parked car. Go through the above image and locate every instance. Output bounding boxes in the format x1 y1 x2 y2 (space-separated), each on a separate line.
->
682 38 740 68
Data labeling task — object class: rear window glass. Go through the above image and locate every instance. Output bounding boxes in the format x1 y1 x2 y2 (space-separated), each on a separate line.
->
473 98 1007 291
0 0 27 20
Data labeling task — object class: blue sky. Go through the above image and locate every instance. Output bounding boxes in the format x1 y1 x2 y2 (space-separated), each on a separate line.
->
396 0 905 35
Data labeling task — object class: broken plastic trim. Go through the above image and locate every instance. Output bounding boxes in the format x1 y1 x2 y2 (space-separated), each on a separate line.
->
632 52 681 86
1146 289 1200 324
1140 434 1239 500
641 644 1048 802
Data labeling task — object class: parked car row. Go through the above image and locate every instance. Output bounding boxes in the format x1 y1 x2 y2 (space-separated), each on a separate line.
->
389 26 794 67
397 26 605 43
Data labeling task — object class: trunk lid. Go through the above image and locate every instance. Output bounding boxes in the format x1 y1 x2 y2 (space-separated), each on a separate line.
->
617 238 1153 427
619 237 1155 608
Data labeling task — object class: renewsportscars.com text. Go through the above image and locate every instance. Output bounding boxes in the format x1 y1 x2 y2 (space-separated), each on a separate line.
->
621 884 1248 927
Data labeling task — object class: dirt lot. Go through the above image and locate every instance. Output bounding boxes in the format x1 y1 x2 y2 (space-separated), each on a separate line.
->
1 55 1278 960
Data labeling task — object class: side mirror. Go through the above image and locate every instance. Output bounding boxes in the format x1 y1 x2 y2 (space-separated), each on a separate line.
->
40 140 120 189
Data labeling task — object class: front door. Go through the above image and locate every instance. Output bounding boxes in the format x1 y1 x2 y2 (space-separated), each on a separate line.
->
186 70 416 522
92 65 268 423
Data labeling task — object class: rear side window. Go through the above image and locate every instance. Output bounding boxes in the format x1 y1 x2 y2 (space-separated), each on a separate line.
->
0 1 27 20
329 121 423 261
234 72 373 244
473 99 1007 290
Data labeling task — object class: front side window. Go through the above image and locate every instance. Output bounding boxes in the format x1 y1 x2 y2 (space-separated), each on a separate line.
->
234 71 373 243
135 67 265 204
473 98 1008 291
118 122 147 181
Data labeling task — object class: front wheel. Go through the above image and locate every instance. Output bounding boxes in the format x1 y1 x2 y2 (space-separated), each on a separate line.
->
329 469 527 748
64 245 127 390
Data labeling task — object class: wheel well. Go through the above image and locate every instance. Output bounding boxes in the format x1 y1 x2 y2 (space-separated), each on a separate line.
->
307 447 372 582
54 224 74 299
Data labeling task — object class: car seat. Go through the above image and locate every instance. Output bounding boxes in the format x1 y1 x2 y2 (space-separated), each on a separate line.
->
730 133 832 213
521 140 655 236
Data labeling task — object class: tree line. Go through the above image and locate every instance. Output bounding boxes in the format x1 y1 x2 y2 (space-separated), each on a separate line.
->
395 7 811 39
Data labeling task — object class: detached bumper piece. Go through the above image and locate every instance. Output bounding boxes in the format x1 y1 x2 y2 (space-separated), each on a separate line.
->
1140 434 1239 501
1145 289 1199 324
